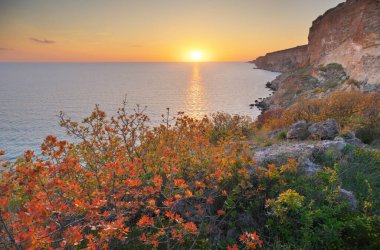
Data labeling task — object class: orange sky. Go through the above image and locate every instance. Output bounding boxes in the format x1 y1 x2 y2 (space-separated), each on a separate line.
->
0 0 344 62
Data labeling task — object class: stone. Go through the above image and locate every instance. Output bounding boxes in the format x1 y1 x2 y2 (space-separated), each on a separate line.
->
340 131 365 147
252 142 316 168
340 188 358 210
286 120 310 140
308 119 339 140
301 158 322 176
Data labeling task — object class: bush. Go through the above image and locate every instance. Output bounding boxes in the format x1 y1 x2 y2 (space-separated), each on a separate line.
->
0 105 379 249
259 91 380 131
0 105 258 249
210 112 254 143
355 126 380 145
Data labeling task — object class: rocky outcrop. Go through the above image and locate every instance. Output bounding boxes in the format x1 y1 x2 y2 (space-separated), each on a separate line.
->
252 0 380 84
285 119 340 141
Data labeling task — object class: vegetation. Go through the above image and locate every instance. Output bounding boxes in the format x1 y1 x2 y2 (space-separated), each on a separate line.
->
257 91 380 145
0 101 379 249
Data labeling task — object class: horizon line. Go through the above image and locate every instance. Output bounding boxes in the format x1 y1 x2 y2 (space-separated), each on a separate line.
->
0 60 248 63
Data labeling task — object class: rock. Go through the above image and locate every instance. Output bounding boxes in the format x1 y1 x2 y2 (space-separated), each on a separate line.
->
340 131 366 147
301 158 322 176
252 139 350 170
308 119 339 140
313 63 348 88
253 98 270 112
340 188 358 210
287 120 310 140
253 142 316 167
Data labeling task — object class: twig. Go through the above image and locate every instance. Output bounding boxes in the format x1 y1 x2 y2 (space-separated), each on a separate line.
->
0 212 22 250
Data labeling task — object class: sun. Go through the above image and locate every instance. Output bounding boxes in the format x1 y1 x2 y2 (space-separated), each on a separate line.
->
190 50 203 62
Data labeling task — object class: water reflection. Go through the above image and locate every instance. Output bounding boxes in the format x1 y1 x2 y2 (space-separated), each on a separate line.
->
184 63 208 119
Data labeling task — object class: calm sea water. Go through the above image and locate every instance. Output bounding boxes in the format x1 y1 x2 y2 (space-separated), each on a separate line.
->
0 62 278 160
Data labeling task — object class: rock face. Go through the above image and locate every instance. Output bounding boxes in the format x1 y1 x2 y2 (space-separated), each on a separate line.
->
308 0 380 84
253 0 380 84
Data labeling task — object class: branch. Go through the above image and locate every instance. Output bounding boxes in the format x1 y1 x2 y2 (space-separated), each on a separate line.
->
0 212 22 250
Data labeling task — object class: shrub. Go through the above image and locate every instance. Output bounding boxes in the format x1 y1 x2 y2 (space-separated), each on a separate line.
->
276 131 287 141
260 91 380 131
337 148 380 214
355 126 380 145
0 105 258 249
210 112 254 143
318 63 345 72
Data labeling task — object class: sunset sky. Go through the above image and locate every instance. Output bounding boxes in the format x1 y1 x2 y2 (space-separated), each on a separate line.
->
0 0 344 62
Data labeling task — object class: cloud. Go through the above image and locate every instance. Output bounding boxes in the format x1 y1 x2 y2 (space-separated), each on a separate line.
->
0 47 12 51
30 37 56 44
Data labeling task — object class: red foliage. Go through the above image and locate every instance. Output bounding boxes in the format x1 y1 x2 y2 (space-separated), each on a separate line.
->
0 106 257 249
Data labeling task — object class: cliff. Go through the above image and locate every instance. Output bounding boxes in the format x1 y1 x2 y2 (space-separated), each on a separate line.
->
253 0 380 84
253 45 308 73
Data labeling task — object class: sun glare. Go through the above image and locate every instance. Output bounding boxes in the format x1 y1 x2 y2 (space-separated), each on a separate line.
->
190 50 203 62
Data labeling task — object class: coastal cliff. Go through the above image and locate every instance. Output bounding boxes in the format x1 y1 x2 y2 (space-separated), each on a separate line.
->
252 0 380 111
253 0 380 84
253 45 308 73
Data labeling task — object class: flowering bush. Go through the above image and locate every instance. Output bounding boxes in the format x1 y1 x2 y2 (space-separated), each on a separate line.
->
1 103 379 249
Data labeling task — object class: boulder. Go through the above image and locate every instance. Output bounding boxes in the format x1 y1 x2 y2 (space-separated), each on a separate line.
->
286 120 310 140
322 137 347 151
340 131 365 147
308 119 339 140
252 142 316 168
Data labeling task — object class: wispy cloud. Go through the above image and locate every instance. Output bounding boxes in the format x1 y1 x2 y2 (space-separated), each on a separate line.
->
0 47 12 51
30 37 56 44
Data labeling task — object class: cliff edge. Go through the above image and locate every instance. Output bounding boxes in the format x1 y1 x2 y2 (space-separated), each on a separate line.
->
253 0 380 84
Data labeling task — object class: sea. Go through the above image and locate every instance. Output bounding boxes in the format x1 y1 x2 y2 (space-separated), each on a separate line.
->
0 62 279 160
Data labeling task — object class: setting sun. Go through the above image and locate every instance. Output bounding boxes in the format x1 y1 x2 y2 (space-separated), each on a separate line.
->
190 51 203 62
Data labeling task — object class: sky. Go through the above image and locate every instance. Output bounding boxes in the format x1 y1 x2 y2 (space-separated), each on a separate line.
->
0 0 344 62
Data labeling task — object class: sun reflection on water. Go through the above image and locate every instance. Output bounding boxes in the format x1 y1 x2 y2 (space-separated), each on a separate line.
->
185 63 208 119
